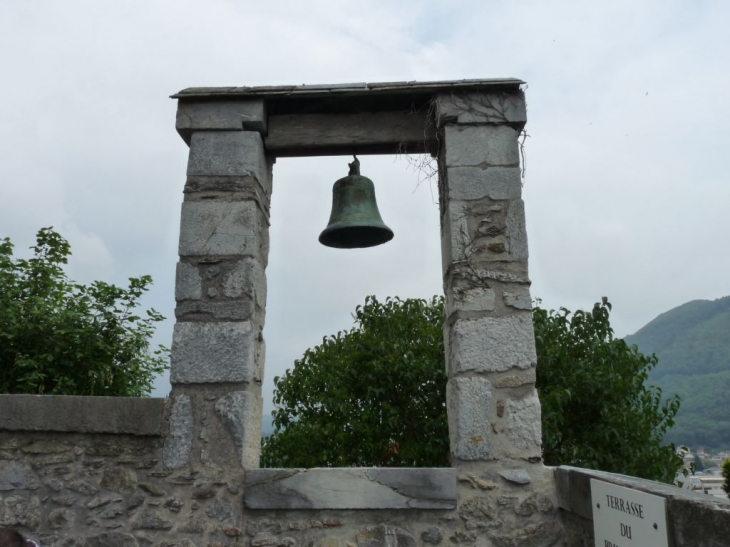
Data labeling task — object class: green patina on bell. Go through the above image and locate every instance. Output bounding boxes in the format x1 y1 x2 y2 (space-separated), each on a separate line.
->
319 156 394 249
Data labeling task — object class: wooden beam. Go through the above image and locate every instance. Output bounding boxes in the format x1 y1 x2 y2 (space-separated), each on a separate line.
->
264 111 437 157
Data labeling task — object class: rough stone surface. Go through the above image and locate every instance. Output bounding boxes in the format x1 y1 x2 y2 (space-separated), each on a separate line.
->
176 100 267 141
133 511 173 530
84 533 139 547
215 391 262 468
489 520 563 547
449 315 537 374
447 377 491 461
469 267 531 285
0 461 37 491
444 125 519 167
162 395 193 469
499 470 532 485
441 200 469 269
446 166 521 201
175 262 201 301
206 500 234 521
100 467 137 494
175 299 254 321
492 370 536 389
503 288 531 310
0 395 165 436
356 525 417 547
0 493 40 528
505 200 528 260
244 468 456 509
420 526 443 544
459 496 501 530
223 258 266 308
170 321 255 384
178 200 263 258
436 92 527 126
506 393 543 452
447 286 495 314
186 131 267 181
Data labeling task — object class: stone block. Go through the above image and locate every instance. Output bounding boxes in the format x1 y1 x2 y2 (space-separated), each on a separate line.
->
163 394 193 469
506 392 543 452
175 262 201 301
499 469 531 485
448 315 537 374
505 199 528 260
0 395 165 436
357 525 418 547
503 287 532 310
83 533 140 547
446 286 495 315
492 369 536 389
488 521 563 547
470 267 531 285
178 200 266 258
440 201 468 272
254 335 266 384
447 377 491 461
0 461 37 491
170 322 255 384
186 131 268 182
444 125 519 167
446 166 521 201
184 175 272 205
436 91 526 126
244 468 456 509
176 99 266 143
215 391 262 468
223 258 266 309
175 299 254 321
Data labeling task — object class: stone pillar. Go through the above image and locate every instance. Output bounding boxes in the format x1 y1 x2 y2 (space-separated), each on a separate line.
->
436 91 562 543
165 100 271 471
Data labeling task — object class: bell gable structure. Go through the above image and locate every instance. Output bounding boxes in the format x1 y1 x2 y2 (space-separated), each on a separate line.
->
1 79 727 546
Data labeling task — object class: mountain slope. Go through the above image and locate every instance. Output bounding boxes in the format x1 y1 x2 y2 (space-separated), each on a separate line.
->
625 296 730 451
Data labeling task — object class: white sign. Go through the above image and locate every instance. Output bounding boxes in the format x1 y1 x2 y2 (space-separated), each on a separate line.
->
591 479 669 547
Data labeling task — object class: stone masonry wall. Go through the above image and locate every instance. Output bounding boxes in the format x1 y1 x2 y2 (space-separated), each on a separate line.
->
433 90 564 545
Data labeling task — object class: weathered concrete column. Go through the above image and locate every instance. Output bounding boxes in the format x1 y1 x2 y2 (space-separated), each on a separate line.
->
436 91 563 543
165 100 271 471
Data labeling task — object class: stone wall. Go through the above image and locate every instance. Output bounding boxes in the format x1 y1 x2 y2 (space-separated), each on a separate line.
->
0 414 562 546
1 81 569 546
556 466 730 547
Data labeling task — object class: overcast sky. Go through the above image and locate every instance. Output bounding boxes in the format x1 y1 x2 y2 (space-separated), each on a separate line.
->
1 1 728 416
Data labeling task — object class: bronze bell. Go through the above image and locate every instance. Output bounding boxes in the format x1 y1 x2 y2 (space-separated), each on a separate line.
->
319 156 394 249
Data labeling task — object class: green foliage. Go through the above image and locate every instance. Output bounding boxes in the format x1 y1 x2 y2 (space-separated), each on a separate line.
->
0 228 168 396
262 296 681 483
653 371 730 450
722 458 730 498
261 296 448 468
625 296 730 451
534 299 682 483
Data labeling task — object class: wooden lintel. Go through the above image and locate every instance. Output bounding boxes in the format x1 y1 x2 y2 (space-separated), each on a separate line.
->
264 111 437 157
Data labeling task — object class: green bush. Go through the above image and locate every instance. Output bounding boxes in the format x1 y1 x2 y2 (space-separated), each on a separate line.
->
0 227 168 396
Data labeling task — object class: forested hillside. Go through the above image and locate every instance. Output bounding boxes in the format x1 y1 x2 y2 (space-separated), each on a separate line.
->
625 296 730 451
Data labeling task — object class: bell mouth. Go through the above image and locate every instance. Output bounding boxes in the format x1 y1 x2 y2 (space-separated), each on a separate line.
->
319 224 394 249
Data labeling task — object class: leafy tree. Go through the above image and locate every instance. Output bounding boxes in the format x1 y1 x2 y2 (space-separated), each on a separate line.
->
0 228 168 396
262 296 682 483
534 298 682 483
722 458 730 498
261 296 448 468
